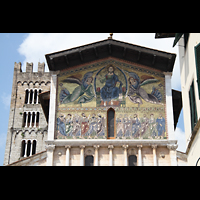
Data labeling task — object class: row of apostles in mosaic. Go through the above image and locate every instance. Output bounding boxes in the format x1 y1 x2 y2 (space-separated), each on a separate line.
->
56 59 167 140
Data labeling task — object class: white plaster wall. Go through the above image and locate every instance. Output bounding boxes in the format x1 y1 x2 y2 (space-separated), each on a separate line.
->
178 33 200 151
187 129 200 166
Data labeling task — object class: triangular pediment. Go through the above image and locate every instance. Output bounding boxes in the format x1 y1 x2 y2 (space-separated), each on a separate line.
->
45 38 176 72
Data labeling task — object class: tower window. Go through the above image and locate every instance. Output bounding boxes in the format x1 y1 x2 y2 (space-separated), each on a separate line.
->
21 140 26 157
21 140 37 158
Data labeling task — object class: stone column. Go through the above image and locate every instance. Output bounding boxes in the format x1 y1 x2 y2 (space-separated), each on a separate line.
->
48 74 57 141
65 145 71 166
122 145 128 166
29 112 33 128
137 145 143 166
80 145 85 166
152 145 157 166
108 145 114 166
164 72 175 140
36 89 39 104
94 145 100 166
167 144 178 166
30 140 33 156
45 144 55 166
32 89 35 104
34 112 37 128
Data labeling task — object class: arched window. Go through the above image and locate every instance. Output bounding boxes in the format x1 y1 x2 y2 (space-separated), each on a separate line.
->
26 140 31 157
25 89 29 104
107 108 115 139
21 140 26 157
32 140 37 155
22 112 26 127
36 112 40 127
85 155 94 166
29 90 33 104
32 112 35 127
27 112 31 127
38 89 42 104
21 140 37 158
128 155 137 166
34 89 37 104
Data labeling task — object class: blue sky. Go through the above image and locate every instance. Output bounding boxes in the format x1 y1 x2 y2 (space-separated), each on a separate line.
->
0 33 186 166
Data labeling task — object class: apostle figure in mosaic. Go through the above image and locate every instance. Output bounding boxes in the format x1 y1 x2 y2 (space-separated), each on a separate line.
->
87 113 98 136
65 114 73 136
132 114 141 138
97 114 105 136
116 114 124 137
57 115 66 136
81 113 90 137
149 114 158 137
140 114 149 137
156 114 166 136
124 114 132 137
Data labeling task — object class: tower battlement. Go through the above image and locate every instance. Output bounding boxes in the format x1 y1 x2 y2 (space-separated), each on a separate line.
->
14 62 47 73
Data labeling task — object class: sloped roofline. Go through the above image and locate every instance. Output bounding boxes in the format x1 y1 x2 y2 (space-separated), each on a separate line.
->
45 38 176 72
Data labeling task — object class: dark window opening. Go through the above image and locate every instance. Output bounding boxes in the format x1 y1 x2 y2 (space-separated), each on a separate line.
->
22 112 26 127
36 112 39 127
128 155 137 166
26 140 31 157
21 140 26 157
85 155 94 166
107 108 115 138
32 140 37 155
27 112 31 127
25 90 29 104
32 112 35 127
34 90 37 104
29 90 33 104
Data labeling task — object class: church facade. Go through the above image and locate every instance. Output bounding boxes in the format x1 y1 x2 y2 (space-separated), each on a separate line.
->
5 35 186 166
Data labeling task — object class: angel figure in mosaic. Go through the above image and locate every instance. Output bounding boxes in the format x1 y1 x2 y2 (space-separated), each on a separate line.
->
60 71 96 104
126 71 162 106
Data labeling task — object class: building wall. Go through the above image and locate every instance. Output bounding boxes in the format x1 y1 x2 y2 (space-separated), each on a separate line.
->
4 62 52 165
178 33 200 165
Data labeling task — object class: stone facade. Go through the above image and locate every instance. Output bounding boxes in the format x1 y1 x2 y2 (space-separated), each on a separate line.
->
3 62 52 165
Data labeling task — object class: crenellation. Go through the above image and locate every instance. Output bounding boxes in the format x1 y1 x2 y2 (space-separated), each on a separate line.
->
26 62 33 73
38 62 45 74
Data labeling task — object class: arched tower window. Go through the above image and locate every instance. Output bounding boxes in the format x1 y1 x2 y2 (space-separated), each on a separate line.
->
21 140 26 157
107 108 115 139
25 89 29 104
32 140 37 155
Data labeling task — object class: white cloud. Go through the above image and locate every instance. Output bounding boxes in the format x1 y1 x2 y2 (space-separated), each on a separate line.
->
175 127 186 152
1 93 11 109
18 33 181 91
